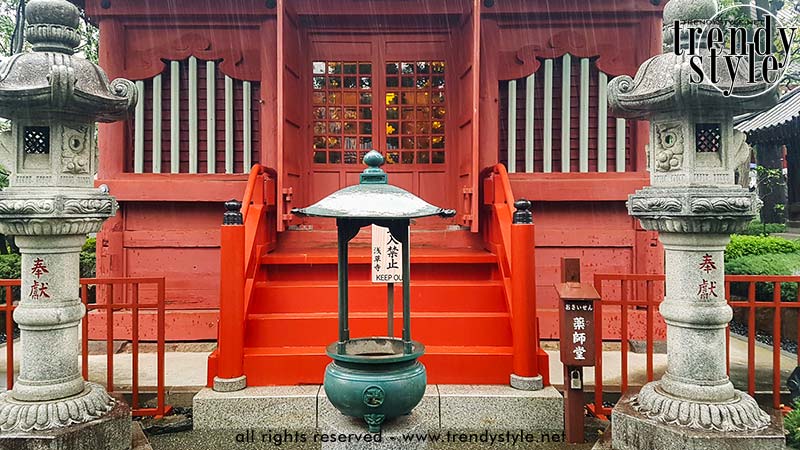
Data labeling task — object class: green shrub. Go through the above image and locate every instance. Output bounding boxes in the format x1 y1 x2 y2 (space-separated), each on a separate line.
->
82 237 96 253
725 235 800 261
726 253 800 301
739 220 787 236
786 401 800 448
79 251 96 278
0 253 21 280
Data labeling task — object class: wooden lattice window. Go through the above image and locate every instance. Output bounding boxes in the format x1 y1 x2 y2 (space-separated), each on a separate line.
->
384 61 446 164
129 57 261 174
311 60 446 165
312 61 374 164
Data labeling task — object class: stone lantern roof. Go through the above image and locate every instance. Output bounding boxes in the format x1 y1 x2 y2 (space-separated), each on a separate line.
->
607 0 778 119
0 0 136 122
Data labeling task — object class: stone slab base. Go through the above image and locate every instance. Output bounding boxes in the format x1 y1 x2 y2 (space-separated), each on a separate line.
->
610 390 785 450
438 385 563 431
0 400 131 450
193 386 320 430
194 385 563 433
628 340 666 354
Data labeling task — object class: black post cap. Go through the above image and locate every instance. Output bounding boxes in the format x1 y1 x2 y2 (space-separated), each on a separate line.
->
512 198 533 224
223 199 243 225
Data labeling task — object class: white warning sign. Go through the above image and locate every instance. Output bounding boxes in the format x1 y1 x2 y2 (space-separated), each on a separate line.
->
371 225 405 283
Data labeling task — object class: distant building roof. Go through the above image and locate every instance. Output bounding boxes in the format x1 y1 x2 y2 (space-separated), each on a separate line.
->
735 87 800 144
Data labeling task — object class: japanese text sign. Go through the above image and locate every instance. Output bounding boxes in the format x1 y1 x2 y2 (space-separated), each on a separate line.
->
556 283 599 367
371 225 406 283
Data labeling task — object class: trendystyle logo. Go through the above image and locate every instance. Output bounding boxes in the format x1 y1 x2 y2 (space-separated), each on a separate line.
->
672 4 798 97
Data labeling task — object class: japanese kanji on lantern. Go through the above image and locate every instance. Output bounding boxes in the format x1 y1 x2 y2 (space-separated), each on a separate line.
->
556 283 599 367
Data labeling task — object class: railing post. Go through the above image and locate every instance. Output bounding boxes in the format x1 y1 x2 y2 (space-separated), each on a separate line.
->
214 199 247 392
510 198 543 390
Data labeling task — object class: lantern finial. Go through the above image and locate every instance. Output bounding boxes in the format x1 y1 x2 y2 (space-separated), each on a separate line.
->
25 0 82 54
663 0 717 24
360 150 388 185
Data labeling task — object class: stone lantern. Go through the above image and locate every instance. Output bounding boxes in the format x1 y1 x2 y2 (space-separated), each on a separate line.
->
606 0 784 448
293 150 454 433
0 0 136 445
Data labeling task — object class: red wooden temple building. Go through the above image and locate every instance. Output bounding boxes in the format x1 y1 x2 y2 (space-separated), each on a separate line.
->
80 0 665 385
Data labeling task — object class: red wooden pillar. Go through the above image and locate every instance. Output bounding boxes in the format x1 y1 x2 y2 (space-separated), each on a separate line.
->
214 200 247 392
510 198 543 390
97 18 126 179
96 17 126 308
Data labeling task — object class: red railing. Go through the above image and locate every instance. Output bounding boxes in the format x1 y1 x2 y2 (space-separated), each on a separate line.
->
588 273 665 418
1 277 171 417
241 164 278 316
481 164 548 385
215 164 277 382
725 275 800 413
587 273 800 418
481 164 515 313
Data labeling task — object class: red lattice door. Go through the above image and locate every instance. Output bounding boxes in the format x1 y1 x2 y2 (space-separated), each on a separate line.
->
306 35 454 228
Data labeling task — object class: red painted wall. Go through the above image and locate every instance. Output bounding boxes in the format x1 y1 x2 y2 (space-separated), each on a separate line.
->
88 0 665 340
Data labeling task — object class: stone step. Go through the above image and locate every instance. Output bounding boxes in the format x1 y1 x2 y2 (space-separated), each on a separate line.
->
190 385 564 449
206 345 520 385
243 312 512 347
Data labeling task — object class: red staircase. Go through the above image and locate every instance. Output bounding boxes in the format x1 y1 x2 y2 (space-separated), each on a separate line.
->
208 164 547 386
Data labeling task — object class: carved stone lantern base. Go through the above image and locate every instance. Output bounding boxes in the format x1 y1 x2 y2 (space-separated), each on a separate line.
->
630 382 769 431
610 388 785 450
0 382 114 432
0 397 130 450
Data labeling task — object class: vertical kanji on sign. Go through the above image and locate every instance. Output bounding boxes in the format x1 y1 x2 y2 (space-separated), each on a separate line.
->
371 225 406 283
373 247 381 272
386 234 400 270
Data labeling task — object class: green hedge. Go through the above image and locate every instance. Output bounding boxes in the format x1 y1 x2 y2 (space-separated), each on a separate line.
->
0 254 21 280
725 235 800 261
82 237 96 253
726 253 800 301
739 220 786 236
80 251 96 278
